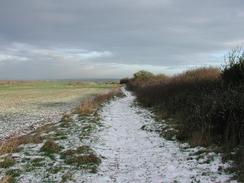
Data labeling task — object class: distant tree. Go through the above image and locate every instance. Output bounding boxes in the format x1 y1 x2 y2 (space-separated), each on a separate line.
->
133 70 154 80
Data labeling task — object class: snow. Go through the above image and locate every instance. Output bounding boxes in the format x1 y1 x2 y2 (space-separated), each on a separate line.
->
0 100 79 140
0 113 98 182
75 88 237 183
0 88 238 182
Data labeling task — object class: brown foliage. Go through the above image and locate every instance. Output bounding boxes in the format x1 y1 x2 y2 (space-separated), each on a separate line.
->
127 62 244 180
0 124 54 155
0 175 15 183
75 88 122 115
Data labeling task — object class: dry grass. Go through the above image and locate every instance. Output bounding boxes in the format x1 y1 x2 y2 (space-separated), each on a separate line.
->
77 98 97 114
0 135 43 155
0 124 54 155
0 175 15 183
61 146 101 168
40 139 61 154
0 156 16 168
75 88 122 115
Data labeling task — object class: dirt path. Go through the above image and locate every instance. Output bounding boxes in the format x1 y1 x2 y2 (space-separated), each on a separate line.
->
0 88 236 182
78 88 236 183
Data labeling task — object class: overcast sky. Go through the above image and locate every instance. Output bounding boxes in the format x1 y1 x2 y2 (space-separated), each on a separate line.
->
0 0 244 79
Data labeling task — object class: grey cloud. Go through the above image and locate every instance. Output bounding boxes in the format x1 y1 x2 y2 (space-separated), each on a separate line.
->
0 0 244 79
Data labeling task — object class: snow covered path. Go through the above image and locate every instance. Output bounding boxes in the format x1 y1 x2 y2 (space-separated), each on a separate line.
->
78 88 236 183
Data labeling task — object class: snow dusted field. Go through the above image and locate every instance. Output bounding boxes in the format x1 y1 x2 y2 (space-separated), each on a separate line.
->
0 87 238 182
0 81 111 140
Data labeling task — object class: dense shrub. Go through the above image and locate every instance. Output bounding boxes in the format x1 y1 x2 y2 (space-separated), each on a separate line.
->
127 54 244 179
222 48 244 85
120 78 130 84
128 66 244 147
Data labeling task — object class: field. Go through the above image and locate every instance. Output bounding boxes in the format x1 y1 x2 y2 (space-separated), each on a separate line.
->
0 81 117 140
0 87 121 182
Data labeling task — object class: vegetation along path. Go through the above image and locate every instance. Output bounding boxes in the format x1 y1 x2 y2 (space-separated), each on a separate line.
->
80 88 236 183
0 88 237 182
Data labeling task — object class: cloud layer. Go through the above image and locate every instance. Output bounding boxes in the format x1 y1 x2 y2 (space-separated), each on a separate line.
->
0 0 244 79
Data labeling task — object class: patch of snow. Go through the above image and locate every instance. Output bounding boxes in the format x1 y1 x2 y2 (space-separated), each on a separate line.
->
0 97 85 141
